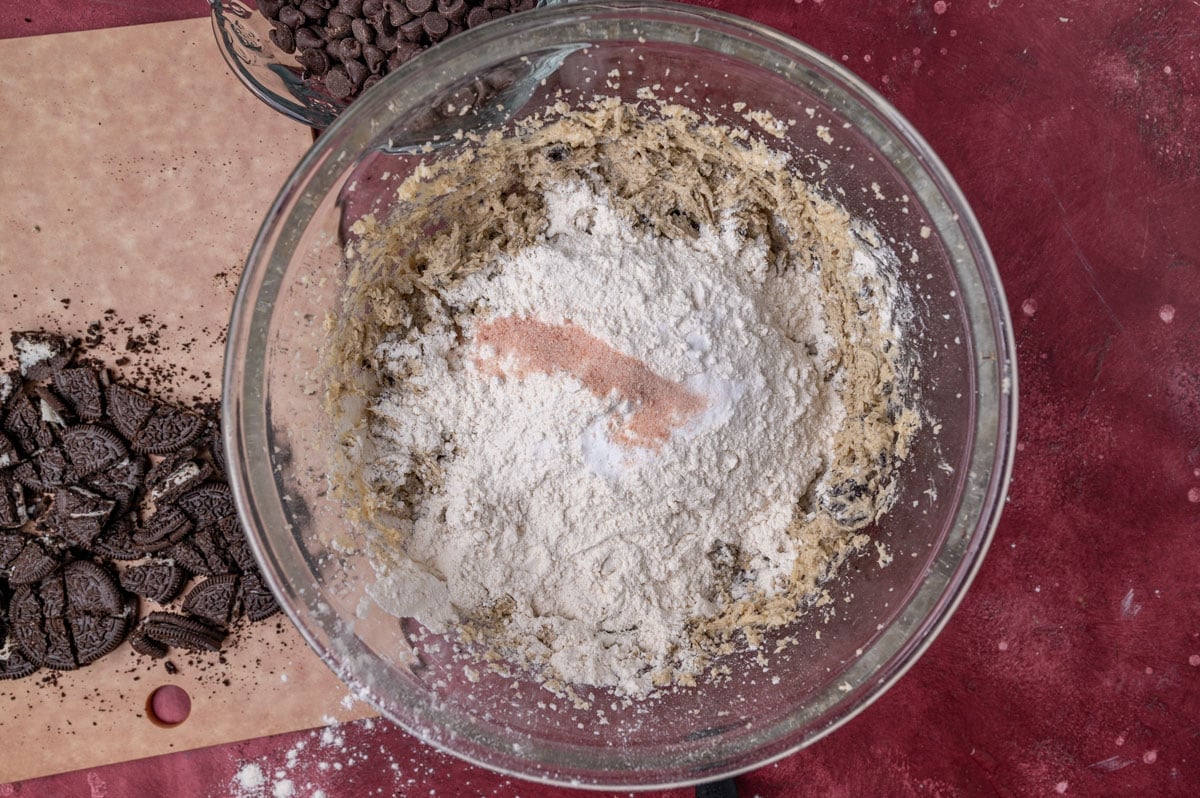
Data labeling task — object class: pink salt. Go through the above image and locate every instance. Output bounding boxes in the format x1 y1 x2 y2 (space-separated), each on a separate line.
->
474 316 706 450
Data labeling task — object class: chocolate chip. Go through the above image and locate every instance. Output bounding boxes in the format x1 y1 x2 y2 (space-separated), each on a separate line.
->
142 611 226 653
465 6 491 27
300 0 328 21
511 0 535 9
485 66 516 91
269 23 297 54
405 0 433 13
240 571 281 622
60 423 128 478
131 405 206 456
344 58 369 87
361 74 384 92
351 17 374 44
324 67 356 99
331 36 363 62
374 29 398 51
182 574 241 628
300 46 332 77
437 0 466 24
53 367 104 422
326 10 355 38
488 8 507 19
338 0 365 14
399 15 426 41
421 11 449 40
387 41 423 69
295 25 327 50
387 1 414 27
120 562 186 604
259 0 288 18
277 6 307 29
362 43 386 73
362 0 386 19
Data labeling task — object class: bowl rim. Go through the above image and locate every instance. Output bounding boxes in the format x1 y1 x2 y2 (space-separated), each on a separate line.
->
223 0 1018 789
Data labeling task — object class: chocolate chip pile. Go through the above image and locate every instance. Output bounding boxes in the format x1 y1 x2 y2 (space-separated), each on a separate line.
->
263 0 538 102
0 331 278 680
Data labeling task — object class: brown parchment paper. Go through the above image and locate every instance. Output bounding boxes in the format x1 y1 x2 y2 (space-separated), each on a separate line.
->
0 18 373 784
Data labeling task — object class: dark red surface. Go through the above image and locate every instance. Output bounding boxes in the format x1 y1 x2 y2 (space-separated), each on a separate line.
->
3 1 1199 796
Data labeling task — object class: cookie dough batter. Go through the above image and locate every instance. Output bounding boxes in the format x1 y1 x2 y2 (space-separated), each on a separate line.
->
325 98 918 696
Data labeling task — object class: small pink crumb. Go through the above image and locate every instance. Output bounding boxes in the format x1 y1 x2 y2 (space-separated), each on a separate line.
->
1022 298 1037 316
1116 734 1126 746
934 0 948 13
1188 487 1200 503
1143 749 1158 765
1055 782 1069 794
1188 654 1200 667
998 640 1008 651
1159 304 1175 322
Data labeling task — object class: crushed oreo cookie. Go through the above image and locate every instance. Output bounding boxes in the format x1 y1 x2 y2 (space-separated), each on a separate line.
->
0 331 280 680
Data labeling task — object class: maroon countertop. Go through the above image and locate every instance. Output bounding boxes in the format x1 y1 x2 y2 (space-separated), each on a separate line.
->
2 1 1198 796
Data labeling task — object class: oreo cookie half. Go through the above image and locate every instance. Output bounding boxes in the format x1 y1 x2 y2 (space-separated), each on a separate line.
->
240 571 281 622
119 562 186 604
105 383 156 442
141 611 226 653
52 367 105 422
132 406 206 455
182 574 241 628
60 423 128 478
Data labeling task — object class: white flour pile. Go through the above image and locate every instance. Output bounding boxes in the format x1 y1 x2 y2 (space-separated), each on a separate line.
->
365 182 843 694
327 98 917 697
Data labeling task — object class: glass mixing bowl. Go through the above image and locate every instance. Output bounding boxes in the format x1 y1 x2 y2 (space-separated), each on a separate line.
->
223 1 1017 788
